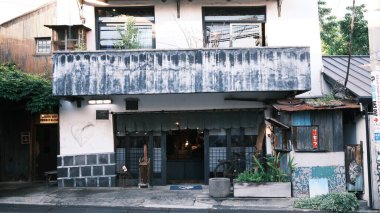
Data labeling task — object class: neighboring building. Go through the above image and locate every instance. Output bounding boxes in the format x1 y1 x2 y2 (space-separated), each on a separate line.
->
0 1 58 181
322 55 372 204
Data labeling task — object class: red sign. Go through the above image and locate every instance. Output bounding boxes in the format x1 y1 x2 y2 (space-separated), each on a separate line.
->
312 128 318 149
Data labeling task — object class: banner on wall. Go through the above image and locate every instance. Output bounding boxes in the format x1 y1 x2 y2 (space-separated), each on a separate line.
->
371 70 380 143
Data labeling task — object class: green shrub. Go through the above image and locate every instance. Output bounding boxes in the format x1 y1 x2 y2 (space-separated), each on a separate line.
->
0 63 58 113
236 153 295 183
294 193 359 213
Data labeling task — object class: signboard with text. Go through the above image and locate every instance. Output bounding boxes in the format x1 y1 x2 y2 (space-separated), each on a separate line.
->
40 114 59 124
371 70 380 142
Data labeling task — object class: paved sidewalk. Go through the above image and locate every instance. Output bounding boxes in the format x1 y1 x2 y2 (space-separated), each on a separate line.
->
0 182 376 212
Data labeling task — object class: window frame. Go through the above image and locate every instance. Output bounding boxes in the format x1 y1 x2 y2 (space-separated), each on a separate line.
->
202 6 266 48
95 7 155 50
35 37 51 54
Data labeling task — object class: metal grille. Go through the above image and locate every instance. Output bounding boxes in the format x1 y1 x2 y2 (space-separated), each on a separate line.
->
116 148 126 173
127 148 144 174
209 147 227 171
153 148 161 173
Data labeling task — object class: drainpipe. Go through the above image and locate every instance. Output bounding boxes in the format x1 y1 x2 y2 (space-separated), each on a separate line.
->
358 96 373 208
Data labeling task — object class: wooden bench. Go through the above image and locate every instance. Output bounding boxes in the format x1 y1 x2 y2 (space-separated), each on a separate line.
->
44 170 57 186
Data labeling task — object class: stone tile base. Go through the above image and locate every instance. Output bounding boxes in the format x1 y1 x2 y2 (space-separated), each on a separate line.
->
57 152 116 187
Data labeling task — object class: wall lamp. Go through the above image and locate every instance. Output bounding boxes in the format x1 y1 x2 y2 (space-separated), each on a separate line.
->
88 99 112 105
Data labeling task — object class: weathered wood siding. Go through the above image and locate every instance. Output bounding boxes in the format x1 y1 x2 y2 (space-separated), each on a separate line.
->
0 104 31 181
52 47 311 96
278 110 343 152
0 2 56 75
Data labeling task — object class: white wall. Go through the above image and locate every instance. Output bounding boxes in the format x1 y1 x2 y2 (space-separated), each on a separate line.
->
292 152 345 167
356 115 370 203
59 93 266 155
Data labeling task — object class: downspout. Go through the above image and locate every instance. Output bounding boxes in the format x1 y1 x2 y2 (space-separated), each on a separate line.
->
358 96 373 208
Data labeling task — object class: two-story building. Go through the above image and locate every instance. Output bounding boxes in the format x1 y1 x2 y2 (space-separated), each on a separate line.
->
51 0 320 189
2 0 361 200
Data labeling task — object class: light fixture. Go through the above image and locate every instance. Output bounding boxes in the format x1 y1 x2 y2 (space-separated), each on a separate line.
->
83 0 109 6
88 99 112 105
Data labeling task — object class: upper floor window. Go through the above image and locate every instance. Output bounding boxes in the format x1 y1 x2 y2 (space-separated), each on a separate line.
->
35 37 51 54
96 7 155 50
45 25 89 51
203 7 266 48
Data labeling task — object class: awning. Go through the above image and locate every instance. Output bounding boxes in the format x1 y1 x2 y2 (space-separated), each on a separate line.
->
115 110 263 132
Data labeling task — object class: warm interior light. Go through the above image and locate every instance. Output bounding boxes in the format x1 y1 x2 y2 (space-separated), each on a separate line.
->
83 0 109 6
88 99 112 105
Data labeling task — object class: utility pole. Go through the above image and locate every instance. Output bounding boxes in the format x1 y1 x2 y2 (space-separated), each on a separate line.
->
368 0 380 210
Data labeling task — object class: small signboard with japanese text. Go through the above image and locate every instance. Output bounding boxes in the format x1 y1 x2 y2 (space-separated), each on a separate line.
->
40 114 59 124
371 69 380 143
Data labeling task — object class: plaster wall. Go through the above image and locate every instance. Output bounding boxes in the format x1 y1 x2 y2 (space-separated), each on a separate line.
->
59 93 265 155
356 116 370 203
293 152 345 167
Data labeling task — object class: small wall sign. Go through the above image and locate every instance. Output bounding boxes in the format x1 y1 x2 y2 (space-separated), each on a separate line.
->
96 110 109 120
20 132 31 144
40 114 59 124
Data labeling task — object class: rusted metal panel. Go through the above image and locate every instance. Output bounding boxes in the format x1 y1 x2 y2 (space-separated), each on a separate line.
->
52 47 311 96
273 101 360 112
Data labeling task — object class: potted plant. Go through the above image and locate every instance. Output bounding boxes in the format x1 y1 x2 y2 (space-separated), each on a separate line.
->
233 153 295 198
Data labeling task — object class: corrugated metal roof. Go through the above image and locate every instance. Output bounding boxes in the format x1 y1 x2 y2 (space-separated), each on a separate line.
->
322 56 371 97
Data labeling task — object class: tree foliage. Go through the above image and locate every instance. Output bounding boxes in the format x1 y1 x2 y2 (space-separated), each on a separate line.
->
0 63 58 113
115 16 140 49
318 0 369 55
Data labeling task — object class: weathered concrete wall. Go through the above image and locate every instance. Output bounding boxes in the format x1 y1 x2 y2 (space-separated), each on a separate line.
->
60 0 323 97
52 47 310 96
292 152 346 197
0 2 56 75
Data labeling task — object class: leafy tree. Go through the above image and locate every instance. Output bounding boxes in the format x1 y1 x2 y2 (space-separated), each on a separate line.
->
0 63 58 113
339 4 369 55
318 0 369 55
115 16 140 49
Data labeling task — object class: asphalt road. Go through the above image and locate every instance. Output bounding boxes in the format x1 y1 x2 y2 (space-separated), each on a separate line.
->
0 204 323 213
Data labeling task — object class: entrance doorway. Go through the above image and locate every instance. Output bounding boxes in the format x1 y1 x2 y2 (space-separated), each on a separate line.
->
35 125 58 180
166 129 204 183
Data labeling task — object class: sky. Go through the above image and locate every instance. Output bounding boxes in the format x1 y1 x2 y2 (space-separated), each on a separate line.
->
0 0 369 25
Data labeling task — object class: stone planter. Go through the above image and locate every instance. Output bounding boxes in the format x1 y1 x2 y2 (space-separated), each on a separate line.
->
233 181 291 198
209 178 230 197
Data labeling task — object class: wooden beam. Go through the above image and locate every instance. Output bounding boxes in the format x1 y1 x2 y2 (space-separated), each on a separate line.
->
277 0 283 17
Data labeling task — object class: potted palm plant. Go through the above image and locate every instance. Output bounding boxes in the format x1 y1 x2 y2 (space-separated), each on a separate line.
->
233 153 295 198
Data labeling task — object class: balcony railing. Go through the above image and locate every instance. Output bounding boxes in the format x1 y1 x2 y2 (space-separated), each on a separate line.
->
52 47 310 96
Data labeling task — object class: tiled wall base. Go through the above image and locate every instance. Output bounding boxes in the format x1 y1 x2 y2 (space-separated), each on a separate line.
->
292 166 346 197
57 152 116 187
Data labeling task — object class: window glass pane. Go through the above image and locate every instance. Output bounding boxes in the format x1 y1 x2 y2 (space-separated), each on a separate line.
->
204 7 265 48
231 24 262 47
36 38 51 53
97 7 154 50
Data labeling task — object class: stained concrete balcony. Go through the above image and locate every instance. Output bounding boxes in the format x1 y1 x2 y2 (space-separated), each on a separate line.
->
52 47 311 97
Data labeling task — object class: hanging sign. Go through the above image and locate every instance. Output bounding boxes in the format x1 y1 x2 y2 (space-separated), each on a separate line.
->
371 69 380 142
312 127 318 149
40 114 59 124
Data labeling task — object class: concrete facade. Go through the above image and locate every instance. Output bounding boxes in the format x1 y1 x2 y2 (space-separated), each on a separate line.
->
52 0 325 189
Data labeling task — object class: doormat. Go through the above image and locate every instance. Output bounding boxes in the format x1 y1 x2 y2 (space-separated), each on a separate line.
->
169 185 202 190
